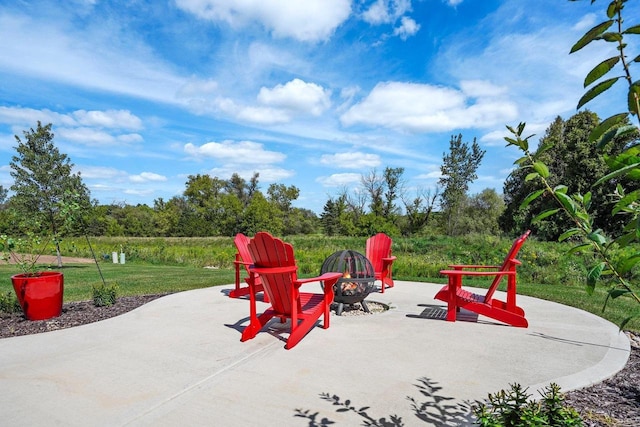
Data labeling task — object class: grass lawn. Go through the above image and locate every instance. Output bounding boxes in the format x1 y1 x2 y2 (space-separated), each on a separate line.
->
1 258 638 333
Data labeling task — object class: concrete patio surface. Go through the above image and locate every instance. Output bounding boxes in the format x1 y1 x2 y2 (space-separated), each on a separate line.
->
0 281 630 426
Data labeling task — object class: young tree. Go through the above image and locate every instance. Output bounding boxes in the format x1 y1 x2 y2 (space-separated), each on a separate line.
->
439 134 485 235
10 122 91 266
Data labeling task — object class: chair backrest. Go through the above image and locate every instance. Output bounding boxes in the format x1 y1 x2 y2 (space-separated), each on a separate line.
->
484 230 531 302
248 232 299 315
366 233 393 272
234 233 253 270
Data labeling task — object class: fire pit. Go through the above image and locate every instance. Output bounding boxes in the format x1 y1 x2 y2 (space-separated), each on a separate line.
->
320 250 375 315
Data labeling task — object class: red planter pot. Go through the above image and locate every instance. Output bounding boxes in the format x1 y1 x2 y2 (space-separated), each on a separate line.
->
11 271 64 321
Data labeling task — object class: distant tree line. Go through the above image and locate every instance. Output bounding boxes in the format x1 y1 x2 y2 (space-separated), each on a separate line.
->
1 111 635 240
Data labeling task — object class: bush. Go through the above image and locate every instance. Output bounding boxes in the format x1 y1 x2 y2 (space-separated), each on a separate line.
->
0 290 21 314
92 282 118 307
474 383 582 426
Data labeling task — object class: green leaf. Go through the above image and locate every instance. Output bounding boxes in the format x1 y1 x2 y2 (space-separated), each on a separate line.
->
617 253 640 274
570 20 614 53
623 24 640 34
594 162 640 186
520 189 545 209
619 316 636 331
590 112 628 143
608 288 630 299
555 191 576 214
514 156 529 166
587 230 607 246
553 185 568 194
586 262 605 292
629 83 640 115
612 189 640 215
606 1 619 18
558 228 581 242
583 191 592 210
584 57 619 87
577 77 620 109
599 32 623 42
532 161 549 178
614 231 637 247
567 243 593 255
633 54 640 63
532 208 560 223
524 172 539 182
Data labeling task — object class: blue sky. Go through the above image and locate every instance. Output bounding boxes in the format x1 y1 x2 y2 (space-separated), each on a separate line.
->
0 0 636 214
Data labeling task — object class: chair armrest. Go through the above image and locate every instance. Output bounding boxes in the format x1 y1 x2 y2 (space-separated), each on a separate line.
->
382 256 397 262
447 264 501 270
440 269 516 277
234 260 252 267
296 272 342 285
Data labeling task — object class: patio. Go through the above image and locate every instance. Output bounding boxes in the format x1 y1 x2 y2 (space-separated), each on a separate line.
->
0 281 630 426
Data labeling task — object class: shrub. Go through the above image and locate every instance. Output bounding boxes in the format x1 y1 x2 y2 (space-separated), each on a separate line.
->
473 383 582 426
0 290 21 314
92 282 118 307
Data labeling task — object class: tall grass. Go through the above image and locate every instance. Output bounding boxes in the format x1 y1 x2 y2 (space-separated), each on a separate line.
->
2 233 637 331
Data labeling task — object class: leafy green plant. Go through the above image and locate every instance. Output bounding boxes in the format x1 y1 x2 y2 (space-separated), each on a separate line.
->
92 282 118 307
505 0 640 328
473 383 582 427
0 290 21 314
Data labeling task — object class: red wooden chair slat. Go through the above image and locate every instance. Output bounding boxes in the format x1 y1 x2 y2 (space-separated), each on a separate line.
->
240 232 342 349
366 233 397 293
433 230 531 328
230 233 269 303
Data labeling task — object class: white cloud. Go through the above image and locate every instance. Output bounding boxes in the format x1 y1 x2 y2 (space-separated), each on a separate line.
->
77 165 128 180
341 81 517 133
130 172 167 183
316 173 362 187
72 110 143 130
460 80 507 98
0 107 75 127
57 127 143 147
258 79 331 116
319 152 381 169
0 12 184 105
184 140 286 166
363 0 411 24
393 16 420 40
447 0 463 6
573 13 597 31
175 0 352 42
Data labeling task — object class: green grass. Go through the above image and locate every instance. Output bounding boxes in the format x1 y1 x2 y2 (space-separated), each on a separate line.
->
0 262 234 302
1 234 639 332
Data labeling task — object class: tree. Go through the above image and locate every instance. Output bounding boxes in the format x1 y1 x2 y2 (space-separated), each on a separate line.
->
400 186 440 235
10 122 91 266
439 134 485 235
500 111 639 240
461 188 505 235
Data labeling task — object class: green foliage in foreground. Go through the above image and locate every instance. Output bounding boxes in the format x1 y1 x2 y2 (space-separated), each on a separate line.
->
474 383 582 427
0 234 638 331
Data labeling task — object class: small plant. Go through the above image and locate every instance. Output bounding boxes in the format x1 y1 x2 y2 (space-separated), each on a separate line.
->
473 383 582 426
0 232 52 276
0 290 21 314
92 282 118 307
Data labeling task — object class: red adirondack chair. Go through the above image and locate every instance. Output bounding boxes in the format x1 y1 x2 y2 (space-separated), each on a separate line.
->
230 233 269 303
241 232 342 349
434 230 531 328
366 233 397 293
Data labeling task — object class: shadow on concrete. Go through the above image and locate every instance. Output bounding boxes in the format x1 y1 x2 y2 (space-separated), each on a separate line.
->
294 377 476 426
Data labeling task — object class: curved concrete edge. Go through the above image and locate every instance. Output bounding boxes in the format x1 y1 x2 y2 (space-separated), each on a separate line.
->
528 305 631 394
